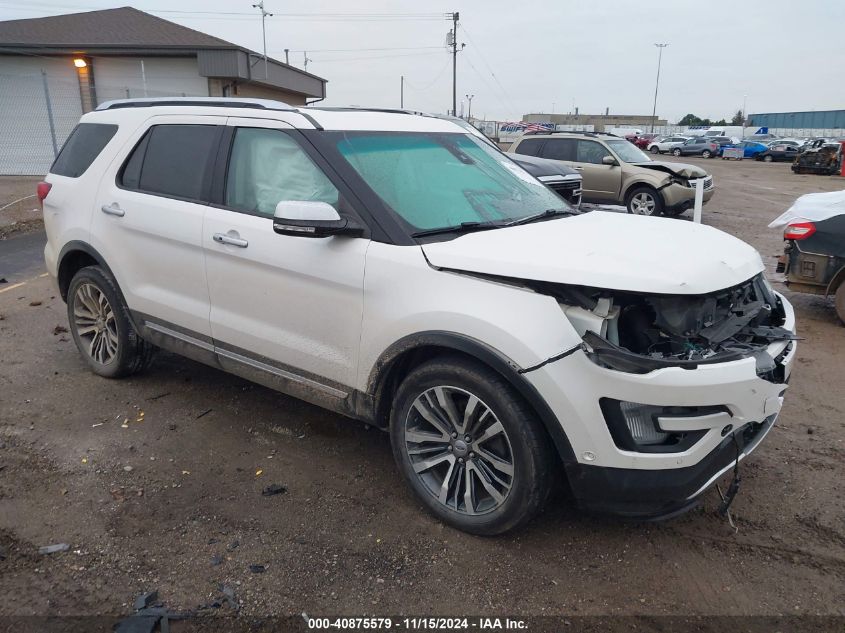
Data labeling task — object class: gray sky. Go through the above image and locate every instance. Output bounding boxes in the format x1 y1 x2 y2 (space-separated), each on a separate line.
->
2 0 843 122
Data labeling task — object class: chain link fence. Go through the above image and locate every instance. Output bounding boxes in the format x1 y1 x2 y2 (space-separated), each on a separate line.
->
0 70 206 176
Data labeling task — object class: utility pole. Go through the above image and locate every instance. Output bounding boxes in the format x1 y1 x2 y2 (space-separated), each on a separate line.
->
400 75 404 108
465 94 474 120
650 43 668 133
448 12 464 117
742 94 748 138
252 1 273 79
284 48 289 65
303 51 312 72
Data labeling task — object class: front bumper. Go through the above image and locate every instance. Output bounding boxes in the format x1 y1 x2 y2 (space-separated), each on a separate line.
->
524 292 796 517
662 182 715 211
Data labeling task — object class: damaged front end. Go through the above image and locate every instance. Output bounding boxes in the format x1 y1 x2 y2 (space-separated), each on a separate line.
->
536 274 796 378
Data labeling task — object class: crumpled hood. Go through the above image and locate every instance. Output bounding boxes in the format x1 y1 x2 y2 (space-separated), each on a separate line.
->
633 161 708 179
422 211 764 295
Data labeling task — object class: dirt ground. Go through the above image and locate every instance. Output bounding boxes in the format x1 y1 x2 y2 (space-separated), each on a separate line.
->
0 176 42 238
1 157 844 624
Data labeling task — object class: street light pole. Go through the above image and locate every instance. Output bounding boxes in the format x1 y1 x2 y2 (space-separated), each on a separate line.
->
252 1 273 79
465 94 474 120
650 43 668 133
742 94 748 137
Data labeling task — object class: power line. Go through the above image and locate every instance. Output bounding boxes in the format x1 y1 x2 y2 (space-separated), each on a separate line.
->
309 51 447 64
278 46 445 54
459 25 518 115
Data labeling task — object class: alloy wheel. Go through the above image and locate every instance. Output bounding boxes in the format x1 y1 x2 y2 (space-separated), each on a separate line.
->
72 282 118 365
403 386 514 515
630 192 657 215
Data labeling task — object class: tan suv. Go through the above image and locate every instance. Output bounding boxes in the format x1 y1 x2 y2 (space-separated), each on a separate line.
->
509 131 715 216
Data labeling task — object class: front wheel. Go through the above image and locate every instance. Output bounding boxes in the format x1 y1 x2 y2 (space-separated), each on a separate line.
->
650 146 660 154
672 148 682 157
626 186 665 216
67 266 155 378
390 356 556 535
702 149 712 158
763 155 773 162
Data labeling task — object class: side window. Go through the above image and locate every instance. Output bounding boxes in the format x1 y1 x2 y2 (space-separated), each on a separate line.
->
541 138 575 161
50 123 118 178
225 127 339 217
120 125 218 200
513 138 544 157
576 140 611 164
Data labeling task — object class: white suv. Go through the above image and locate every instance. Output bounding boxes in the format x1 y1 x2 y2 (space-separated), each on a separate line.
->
42 98 797 534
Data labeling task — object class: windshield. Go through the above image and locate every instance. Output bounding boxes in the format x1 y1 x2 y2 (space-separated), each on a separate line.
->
331 132 569 231
606 140 650 163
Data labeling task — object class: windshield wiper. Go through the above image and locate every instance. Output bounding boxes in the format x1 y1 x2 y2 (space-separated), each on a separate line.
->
507 208 573 226
411 221 504 238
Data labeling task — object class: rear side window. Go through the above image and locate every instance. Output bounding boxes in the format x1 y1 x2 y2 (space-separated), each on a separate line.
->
50 123 118 177
541 138 576 161
120 125 218 200
513 138 544 157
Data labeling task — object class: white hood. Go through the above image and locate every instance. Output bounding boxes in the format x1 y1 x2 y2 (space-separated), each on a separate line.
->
422 211 764 295
769 189 845 228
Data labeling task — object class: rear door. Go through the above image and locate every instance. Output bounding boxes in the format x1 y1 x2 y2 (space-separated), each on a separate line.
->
202 117 369 390
91 115 224 337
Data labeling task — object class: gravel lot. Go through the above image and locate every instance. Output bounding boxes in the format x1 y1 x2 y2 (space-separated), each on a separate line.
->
1 156 844 624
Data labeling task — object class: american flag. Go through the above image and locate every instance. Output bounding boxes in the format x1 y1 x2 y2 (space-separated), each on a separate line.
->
499 121 553 133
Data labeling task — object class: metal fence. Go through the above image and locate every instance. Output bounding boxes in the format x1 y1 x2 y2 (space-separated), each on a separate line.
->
0 71 206 176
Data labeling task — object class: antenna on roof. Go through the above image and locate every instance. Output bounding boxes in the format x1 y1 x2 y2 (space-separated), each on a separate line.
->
252 1 273 79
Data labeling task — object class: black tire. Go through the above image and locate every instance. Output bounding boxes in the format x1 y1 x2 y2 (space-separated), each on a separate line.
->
763 154 773 163
390 355 556 535
66 265 155 378
835 283 845 326
672 148 682 157
625 185 665 216
650 146 660 154
701 149 712 158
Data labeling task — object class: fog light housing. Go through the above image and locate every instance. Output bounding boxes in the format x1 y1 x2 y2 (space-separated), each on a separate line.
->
618 401 669 445
600 398 715 454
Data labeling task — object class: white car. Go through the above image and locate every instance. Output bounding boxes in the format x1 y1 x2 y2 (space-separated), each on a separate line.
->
646 135 691 154
42 98 797 534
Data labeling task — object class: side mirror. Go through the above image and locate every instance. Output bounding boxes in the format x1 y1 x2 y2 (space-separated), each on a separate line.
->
272 201 362 238
602 155 618 166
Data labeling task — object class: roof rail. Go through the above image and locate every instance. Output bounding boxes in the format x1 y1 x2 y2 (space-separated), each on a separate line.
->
95 97 295 112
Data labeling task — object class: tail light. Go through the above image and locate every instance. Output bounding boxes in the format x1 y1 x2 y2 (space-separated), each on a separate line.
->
783 221 816 240
36 181 52 209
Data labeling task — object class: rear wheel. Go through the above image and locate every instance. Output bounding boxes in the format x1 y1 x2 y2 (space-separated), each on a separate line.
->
702 149 712 158
650 146 660 154
835 283 845 326
626 186 664 216
672 148 682 157
67 266 155 378
763 154 773 162
390 356 555 535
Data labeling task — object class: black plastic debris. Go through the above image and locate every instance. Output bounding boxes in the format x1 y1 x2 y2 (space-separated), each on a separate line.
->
248 564 266 574
38 543 70 554
261 484 287 497
210 554 223 567
133 590 158 611
227 539 239 551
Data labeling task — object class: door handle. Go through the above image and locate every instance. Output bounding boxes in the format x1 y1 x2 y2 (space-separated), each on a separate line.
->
213 233 249 248
101 203 125 217
573 166 584 170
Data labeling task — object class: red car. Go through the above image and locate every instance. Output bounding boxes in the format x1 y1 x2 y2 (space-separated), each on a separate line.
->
629 133 659 149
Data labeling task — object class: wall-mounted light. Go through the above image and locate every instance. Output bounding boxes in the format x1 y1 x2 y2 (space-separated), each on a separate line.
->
73 58 87 68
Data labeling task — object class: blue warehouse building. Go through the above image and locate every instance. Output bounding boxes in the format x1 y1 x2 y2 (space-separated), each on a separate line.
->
749 110 845 130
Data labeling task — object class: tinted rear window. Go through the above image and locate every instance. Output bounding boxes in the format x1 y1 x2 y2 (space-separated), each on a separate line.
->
50 123 118 177
120 125 218 200
541 138 576 161
513 138 544 157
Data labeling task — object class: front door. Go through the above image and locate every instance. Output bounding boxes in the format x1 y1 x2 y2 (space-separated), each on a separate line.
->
574 140 621 201
203 118 369 390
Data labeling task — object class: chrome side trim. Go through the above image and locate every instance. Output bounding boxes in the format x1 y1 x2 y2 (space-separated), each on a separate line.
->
143 320 348 400
215 346 348 399
146 321 215 352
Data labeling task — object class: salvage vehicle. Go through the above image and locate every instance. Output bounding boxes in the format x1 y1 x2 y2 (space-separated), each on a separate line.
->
736 140 769 159
771 190 845 323
43 98 796 535
509 153 582 208
792 141 842 175
756 144 800 163
673 137 720 158
646 135 690 154
509 131 714 216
